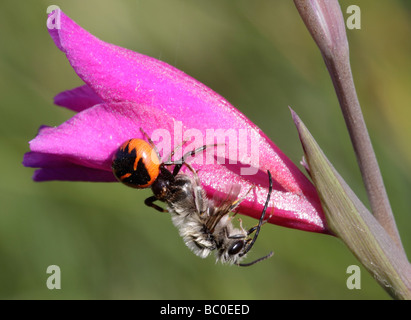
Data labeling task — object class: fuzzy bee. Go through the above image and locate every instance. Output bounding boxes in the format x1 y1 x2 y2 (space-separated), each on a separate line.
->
112 129 273 266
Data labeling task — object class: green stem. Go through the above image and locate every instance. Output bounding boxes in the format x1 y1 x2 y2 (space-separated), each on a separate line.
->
294 0 404 252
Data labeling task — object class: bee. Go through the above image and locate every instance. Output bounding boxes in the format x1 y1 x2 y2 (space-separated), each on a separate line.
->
166 168 274 266
112 129 273 266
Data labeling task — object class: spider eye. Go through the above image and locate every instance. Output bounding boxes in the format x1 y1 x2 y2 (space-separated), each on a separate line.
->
228 241 244 255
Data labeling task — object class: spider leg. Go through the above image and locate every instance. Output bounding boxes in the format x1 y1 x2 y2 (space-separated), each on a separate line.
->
144 196 168 213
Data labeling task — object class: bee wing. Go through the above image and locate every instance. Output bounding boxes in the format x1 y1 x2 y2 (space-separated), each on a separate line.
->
212 183 242 212
206 184 242 232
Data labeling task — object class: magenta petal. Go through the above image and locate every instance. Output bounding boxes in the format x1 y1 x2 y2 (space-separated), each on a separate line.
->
49 10 314 195
24 151 76 168
54 85 104 112
24 152 116 182
198 165 326 233
28 102 175 171
25 100 327 231
40 10 329 233
33 166 116 182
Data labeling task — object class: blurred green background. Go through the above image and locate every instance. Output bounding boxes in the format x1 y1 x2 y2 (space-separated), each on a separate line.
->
1 0 410 300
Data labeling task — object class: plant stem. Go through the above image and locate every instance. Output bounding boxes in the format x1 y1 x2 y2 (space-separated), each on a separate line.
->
323 51 403 251
293 0 404 252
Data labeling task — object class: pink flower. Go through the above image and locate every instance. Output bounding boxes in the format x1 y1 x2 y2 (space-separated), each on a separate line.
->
23 9 329 234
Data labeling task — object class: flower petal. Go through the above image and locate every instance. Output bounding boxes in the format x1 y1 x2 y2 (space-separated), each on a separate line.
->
28 102 175 170
54 84 104 112
199 164 327 233
24 151 76 168
49 10 315 196
26 99 327 232
39 10 329 233
33 166 117 182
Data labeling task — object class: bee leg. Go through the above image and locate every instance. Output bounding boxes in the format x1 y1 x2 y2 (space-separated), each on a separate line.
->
237 218 248 235
233 185 256 211
144 196 169 213
246 216 271 236
225 227 246 240
184 162 208 217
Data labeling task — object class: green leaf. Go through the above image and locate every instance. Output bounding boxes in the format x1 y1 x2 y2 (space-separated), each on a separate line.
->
291 108 411 300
